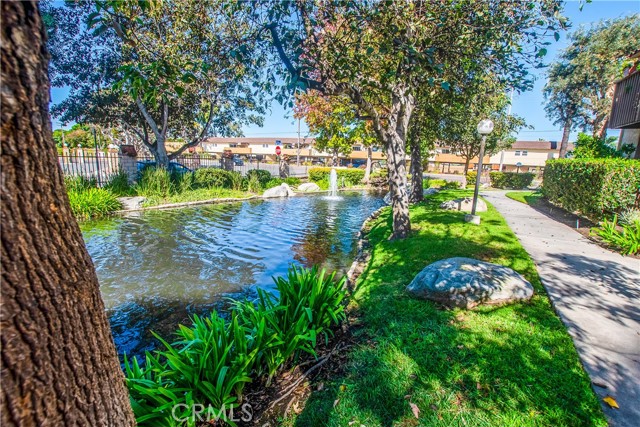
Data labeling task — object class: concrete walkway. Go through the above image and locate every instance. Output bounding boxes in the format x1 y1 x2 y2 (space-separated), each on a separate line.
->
482 191 640 427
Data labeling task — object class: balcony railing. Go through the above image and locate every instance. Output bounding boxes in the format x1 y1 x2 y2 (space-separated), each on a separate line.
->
609 71 640 129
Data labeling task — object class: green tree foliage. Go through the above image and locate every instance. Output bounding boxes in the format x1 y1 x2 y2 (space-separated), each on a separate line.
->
544 15 640 141
571 132 630 159
261 0 567 238
42 0 265 167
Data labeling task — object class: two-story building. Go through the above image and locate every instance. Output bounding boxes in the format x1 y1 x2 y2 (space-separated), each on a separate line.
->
609 50 640 159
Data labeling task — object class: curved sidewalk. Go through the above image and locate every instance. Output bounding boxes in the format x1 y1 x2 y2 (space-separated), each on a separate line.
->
482 191 640 427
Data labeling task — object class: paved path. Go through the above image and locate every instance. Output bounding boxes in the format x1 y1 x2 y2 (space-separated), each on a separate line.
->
483 191 640 427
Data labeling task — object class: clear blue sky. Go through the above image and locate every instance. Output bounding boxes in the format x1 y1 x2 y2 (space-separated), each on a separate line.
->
50 0 639 142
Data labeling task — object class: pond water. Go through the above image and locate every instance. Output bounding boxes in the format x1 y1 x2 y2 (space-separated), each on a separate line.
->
81 191 385 359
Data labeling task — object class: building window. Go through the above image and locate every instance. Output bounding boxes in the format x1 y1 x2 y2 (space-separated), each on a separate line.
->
522 151 528 156
515 150 521 156
262 144 268 148
352 146 362 151
230 143 237 148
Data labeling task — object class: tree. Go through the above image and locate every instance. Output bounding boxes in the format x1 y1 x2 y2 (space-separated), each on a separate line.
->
1 2 135 425
262 1 566 239
544 15 640 140
440 73 526 174
571 132 629 159
44 0 264 167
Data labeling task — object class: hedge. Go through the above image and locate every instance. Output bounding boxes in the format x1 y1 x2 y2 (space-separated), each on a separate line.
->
489 172 535 189
308 167 365 186
543 159 640 219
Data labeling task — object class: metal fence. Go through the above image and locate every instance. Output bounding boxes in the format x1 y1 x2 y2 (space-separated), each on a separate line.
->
58 152 312 186
58 153 122 186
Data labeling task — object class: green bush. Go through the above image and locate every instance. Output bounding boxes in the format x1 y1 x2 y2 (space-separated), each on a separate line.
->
229 171 245 191
427 178 448 188
247 173 262 193
466 171 477 185
173 171 195 193
193 168 233 189
442 181 462 190
264 178 283 189
64 175 96 192
125 265 347 426
104 172 134 196
284 177 301 186
308 167 365 186
489 172 535 189
68 188 121 220
246 169 273 186
136 167 173 198
591 215 639 255
543 159 640 218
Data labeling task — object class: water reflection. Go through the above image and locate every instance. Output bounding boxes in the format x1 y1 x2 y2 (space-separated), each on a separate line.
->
81 191 384 359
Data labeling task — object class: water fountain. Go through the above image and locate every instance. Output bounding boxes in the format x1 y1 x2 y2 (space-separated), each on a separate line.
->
326 168 341 200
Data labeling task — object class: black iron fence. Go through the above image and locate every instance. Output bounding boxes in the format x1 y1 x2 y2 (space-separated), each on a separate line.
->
57 152 311 187
58 152 121 186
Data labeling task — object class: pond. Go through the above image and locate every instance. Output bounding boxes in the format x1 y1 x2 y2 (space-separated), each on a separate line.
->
81 191 385 359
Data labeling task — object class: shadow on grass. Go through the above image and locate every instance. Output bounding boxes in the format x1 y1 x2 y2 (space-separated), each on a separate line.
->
286 190 606 427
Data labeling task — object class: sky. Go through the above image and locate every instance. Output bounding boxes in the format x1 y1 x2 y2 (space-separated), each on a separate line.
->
50 0 640 142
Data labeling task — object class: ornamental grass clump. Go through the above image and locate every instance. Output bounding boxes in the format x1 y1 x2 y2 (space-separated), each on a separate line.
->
591 215 640 255
124 265 347 426
67 187 121 220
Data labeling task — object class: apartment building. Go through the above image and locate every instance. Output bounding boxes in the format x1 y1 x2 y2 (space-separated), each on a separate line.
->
426 140 571 174
199 137 386 164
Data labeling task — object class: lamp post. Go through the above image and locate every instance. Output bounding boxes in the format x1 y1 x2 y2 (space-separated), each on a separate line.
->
465 118 494 225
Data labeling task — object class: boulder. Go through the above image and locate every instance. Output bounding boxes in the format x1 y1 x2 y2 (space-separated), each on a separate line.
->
118 196 146 210
263 183 295 198
424 188 439 196
297 182 321 192
440 197 487 212
406 257 533 308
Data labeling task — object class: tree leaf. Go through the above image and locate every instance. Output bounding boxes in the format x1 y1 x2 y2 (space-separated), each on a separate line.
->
410 402 420 418
603 396 619 409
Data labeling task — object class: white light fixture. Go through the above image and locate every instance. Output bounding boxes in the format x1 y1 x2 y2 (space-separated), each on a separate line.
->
477 119 494 136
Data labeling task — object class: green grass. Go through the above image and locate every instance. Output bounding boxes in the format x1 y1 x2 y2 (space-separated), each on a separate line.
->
142 187 252 207
68 188 122 220
505 191 543 206
283 190 605 427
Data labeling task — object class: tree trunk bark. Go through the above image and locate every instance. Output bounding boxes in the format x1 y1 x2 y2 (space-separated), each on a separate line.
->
385 132 411 239
332 149 338 167
559 119 571 158
596 117 609 139
463 156 471 174
409 139 423 203
150 137 170 168
1 3 135 426
363 146 372 184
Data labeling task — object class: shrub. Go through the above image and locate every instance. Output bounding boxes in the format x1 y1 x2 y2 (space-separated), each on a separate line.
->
264 178 283 189
427 178 448 188
173 171 195 193
67 188 121 220
125 265 347 426
247 173 262 193
308 167 365 186
229 171 245 191
591 215 639 255
246 169 273 186
104 172 134 196
543 159 640 218
194 168 233 189
489 172 535 189
136 167 173 198
466 171 477 185
442 181 462 190
64 175 96 192
284 177 301 187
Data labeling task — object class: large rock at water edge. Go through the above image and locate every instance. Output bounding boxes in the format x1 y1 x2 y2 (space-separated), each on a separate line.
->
440 197 487 212
118 196 146 210
263 183 295 198
297 182 321 192
406 257 533 308
424 188 439 196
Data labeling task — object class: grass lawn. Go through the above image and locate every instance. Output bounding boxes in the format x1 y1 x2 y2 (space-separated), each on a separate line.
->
284 190 605 427
505 191 543 206
142 187 252 207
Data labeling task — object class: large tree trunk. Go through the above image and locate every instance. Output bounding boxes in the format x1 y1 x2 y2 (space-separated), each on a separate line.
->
363 146 373 184
385 131 411 239
559 119 571 158
150 137 170 168
463 156 471 174
409 139 423 203
1 3 135 426
332 148 338 167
